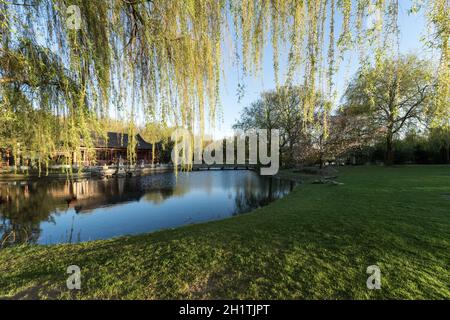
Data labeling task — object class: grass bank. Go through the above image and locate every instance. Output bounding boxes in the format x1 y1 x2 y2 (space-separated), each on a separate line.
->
0 166 449 299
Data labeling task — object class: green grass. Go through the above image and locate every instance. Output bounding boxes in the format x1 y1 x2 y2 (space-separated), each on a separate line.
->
0 166 449 299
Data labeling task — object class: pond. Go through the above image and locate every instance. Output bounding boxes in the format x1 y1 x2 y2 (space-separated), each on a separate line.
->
0 170 295 246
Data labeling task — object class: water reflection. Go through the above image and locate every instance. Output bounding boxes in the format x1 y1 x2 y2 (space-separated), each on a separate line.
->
0 171 295 246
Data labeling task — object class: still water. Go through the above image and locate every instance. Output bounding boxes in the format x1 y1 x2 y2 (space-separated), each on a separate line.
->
0 170 295 246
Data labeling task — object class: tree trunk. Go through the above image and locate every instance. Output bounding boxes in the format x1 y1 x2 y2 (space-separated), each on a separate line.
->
288 143 294 168
445 134 450 164
385 132 394 166
445 143 449 164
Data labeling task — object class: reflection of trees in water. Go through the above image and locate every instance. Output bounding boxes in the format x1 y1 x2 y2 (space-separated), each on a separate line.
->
0 173 295 247
0 174 187 246
233 177 295 215
143 188 175 204
234 191 268 215
0 217 41 247
0 182 63 247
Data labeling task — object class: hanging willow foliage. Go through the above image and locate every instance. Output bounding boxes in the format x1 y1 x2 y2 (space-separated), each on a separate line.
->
0 0 448 171
426 0 449 128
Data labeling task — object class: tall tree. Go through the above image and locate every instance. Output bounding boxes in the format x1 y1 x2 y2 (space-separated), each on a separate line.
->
342 55 433 165
234 86 311 167
303 105 376 167
428 126 450 164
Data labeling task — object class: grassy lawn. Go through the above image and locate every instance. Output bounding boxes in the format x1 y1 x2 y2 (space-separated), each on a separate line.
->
0 166 449 299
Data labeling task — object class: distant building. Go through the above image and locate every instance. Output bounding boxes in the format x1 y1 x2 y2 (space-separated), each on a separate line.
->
76 132 154 165
1 132 159 168
0 148 14 168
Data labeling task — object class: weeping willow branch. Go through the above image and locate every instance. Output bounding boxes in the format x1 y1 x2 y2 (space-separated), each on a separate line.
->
0 0 447 170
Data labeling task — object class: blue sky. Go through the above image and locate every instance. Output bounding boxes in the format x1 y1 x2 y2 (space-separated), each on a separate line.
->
214 3 433 138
